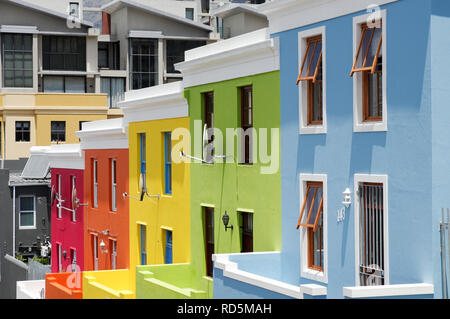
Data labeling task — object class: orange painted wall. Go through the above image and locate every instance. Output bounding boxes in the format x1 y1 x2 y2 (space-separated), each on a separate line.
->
45 273 82 299
83 149 129 271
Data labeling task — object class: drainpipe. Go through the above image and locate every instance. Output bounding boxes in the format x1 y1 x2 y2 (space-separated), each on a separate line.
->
12 185 15 255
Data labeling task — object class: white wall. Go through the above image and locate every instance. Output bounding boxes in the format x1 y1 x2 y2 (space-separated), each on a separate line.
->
16 280 45 299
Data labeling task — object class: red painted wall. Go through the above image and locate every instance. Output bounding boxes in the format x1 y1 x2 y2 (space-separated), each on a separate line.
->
83 149 129 271
50 168 85 273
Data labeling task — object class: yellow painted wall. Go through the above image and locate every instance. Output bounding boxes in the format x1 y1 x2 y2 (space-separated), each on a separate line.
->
128 117 190 286
82 270 135 299
35 114 106 146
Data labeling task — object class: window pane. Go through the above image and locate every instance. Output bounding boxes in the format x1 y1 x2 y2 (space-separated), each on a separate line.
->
308 41 322 77
301 43 315 78
20 212 34 227
43 76 64 92
365 27 381 68
65 77 85 93
20 197 34 211
4 34 14 50
304 185 323 225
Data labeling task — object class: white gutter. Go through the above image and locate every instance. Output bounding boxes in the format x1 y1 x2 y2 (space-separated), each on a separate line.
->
12 185 15 255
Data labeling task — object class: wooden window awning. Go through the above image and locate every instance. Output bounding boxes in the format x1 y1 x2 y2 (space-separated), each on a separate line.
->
296 36 322 85
350 22 382 77
297 182 323 231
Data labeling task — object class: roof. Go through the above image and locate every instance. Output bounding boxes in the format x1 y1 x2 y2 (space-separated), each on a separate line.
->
9 172 50 187
21 146 51 179
210 3 267 19
5 0 94 28
101 0 213 32
76 118 128 150
47 144 85 170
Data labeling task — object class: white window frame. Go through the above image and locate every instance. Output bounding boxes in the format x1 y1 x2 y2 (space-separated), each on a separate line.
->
111 159 117 212
70 248 77 272
18 195 36 230
298 26 327 135
71 176 76 222
111 240 117 270
93 159 98 208
57 243 62 273
57 174 62 219
353 174 389 286
299 173 328 283
93 235 98 271
352 10 387 133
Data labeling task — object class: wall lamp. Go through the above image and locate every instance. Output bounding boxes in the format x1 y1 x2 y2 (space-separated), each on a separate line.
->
222 211 233 232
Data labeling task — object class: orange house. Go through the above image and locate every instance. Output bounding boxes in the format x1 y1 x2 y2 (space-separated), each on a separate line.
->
76 119 129 272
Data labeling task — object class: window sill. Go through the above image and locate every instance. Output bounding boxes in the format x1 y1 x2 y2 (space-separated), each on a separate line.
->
299 125 327 135
354 121 387 133
301 267 327 284
343 283 434 298
18 226 36 230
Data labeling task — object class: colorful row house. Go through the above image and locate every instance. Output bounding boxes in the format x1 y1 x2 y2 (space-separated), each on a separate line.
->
123 27 281 299
211 0 448 299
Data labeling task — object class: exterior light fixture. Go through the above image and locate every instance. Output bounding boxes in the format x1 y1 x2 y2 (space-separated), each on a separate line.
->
342 188 352 208
222 211 233 232
99 240 106 252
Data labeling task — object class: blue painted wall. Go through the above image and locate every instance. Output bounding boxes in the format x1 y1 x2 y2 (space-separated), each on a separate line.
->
213 0 450 299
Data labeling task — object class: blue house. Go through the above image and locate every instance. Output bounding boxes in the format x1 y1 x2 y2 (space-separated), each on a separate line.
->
212 0 450 299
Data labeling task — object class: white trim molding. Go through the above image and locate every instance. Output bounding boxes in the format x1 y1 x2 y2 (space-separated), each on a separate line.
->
353 174 389 286
299 174 328 283
120 82 188 124
343 283 434 298
298 26 327 135
47 144 85 170
213 253 302 299
352 10 388 133
175 28 279 88
77 118 128 150
300 284 327 297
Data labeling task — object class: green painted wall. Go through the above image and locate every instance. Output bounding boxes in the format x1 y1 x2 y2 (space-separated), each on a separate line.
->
188 70 281 297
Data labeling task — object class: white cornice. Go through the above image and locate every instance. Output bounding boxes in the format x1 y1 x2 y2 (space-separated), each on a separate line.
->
47 144 84 170
262 0 399 34
77 118 128 150
120 82 188 124
176 28 279 88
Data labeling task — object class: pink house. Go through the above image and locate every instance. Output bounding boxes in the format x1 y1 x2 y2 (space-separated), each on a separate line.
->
47 144 85 273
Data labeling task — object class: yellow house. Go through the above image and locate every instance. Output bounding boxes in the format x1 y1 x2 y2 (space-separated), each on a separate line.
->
124 82 191 292
0 93 109 160
80 82 190 299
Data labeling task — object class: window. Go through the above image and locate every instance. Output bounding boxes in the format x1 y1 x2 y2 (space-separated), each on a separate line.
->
2 33 33 88
98 42 109 68
139 133 147 193
42 36 86 71
203 92 214 164
110 240 117 270
166 40 205 74
298 174 328 283
92 234 98 270
240 86 253 165
297 182 323 271
297 27 327 135
111 159 117 212
15 121 30 142
71 176 76 222
92 159 98 208
239 212 253 253
354 174 388 286
51 121 66 142
164 132 172 195
19 196 35 229
70 249 77 272
352 12 386 132
69 2 79 17
204 207 214 277
140 225 147 265
164 230 173 264
297 35 323 125
43 76 86 93
185 8 194 20
57 174 62 218
79 121 87 131
130 38 158 89
101 77 125 108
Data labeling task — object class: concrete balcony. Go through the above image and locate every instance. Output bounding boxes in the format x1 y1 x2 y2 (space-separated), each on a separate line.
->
82 269 134 299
